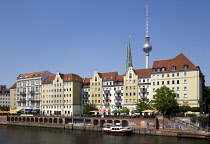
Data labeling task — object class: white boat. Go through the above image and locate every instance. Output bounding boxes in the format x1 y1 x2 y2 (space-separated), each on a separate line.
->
103 123 133 135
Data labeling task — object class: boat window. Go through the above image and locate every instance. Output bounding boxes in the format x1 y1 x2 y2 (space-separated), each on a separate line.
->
112 128 114 130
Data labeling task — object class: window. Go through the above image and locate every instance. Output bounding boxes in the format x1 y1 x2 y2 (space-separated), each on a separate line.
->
184 87 187 91
162 74 164 78
129 73 132 78
152 68 156 72
162 67 165 71
126 93 128 96
157 68 160 72
177 80 180 84
153 88 155 92
167 81 170 85
126 99 128 102
130 93 132 96
153 82 155 85
162 81 164 85
177 87 180 91
167 74 170 77
184 79 187 84
184 72 187 76
157 81 159 85
177 73 179 77
172 80 175 84
183 65 188 69
92 83 94 86
172 74 174 77
95 76 97 81
177 94 180 98
184 94 188 98
172 66 176 71
172 87 175 90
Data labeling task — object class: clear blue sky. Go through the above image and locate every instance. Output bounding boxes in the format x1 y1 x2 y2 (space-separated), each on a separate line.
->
1 0 210 88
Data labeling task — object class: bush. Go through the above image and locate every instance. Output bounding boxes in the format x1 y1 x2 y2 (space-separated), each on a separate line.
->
179 105 191 112
190 116 197 123
191 107 200 112
197 116 208 127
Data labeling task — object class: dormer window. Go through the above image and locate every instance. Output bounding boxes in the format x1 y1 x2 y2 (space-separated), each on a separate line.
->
157 68 160 72
152 68 156 72
183 65 188 69
162 67 166 71
172 66 176 71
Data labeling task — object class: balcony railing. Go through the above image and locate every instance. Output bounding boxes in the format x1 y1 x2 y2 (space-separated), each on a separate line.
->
115 90 121 93
83 97 88 100
83 92 88 95
115 96 121 100
104 103 109 106
115 102 121 106
104 97 109 100
29 91 35 94
140 88 147 92
29 98 40 101
20 92 26 95
104 90 110 94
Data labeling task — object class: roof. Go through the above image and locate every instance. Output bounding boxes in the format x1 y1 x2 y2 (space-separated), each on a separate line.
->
83 78 91 84
134 68 152 78
17 71 46 79
115 75 125 81
152 53 198 72
0 90 10 94
98 72 118 81
43 73 83 84
10 83 17 89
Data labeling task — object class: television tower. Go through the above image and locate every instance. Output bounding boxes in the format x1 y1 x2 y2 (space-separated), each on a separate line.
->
143 4 152 68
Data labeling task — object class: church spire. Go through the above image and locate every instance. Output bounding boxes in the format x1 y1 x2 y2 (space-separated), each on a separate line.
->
125 36 133 73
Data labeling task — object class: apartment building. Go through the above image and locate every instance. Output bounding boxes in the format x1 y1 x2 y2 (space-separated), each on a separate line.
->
15 71 53 112
42 72 83 116
0 89 10 107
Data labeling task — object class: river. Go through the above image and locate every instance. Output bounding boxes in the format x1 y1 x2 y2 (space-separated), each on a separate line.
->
0 125 208 144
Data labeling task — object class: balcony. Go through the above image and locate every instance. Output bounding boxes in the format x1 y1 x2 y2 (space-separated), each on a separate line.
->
104 103 109 106
83 91 88 95
115 96 121 100
20 92 26 95
104 97 110 100
29 91 35 94
140 88 147 92
19 98 26 101
29 97 39 101
115 102 121 106
104 90 110 94
83 97 88 100
115 90 121 93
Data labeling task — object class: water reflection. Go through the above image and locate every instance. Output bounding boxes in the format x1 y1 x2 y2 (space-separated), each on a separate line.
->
0 125 208 144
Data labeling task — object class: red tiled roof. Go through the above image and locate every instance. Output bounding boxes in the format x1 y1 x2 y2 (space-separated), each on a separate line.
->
83 78 91 84
98 72 118 81
10 83 17 89
17 71 45 79
43 73 83 84
134 68 152 78
115 75 125 81
152 53 198 72
43 75 56 84
0 90 10 94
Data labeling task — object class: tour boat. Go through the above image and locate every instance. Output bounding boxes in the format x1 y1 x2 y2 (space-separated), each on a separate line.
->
103 125 133 135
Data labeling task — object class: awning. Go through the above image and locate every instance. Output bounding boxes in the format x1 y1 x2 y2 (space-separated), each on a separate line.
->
89 111 110 113
142 110 158 113
112 110 118 113
14 109 22 111
32 109 39 112
25 109 33 112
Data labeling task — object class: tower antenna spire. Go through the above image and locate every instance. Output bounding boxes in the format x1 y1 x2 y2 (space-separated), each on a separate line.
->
142 2 152 69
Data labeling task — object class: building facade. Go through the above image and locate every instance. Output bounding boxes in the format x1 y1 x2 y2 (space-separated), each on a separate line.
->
42 72 83 116
0 89 10 107
15 71 53 112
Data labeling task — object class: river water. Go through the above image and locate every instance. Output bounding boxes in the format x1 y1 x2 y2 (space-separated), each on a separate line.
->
0 125 209 144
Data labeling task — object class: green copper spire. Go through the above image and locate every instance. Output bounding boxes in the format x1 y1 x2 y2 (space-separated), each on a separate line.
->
125 36 133 73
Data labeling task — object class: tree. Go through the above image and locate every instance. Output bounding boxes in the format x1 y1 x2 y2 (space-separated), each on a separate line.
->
119 107 130 115
136 98 153 113
151 86 179 115
83 103 98 115
179 105 191 114
191 107 201 112
204 86 210 113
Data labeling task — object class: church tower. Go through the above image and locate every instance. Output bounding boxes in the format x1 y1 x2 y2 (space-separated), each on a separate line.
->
125 36 133 73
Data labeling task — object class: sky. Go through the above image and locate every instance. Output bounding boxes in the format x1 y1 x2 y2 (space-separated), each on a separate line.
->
0 0 210 88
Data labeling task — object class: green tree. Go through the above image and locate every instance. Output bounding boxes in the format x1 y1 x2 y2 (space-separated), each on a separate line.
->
83 103 98 115
136 98 153 113
204 86 210 113
179 105 191 114
151 86 179 115
119 107 130 115
191 107 201 112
